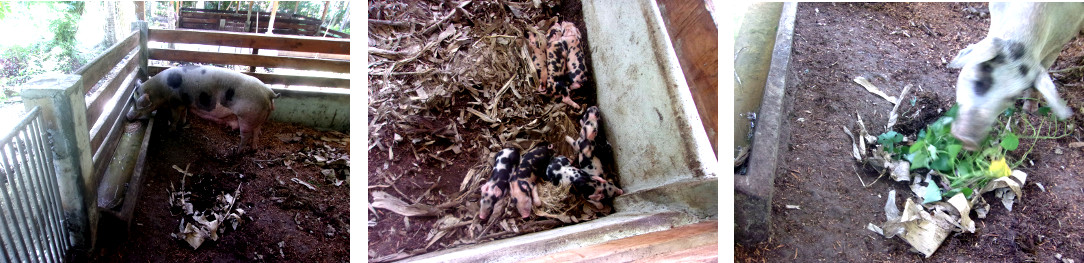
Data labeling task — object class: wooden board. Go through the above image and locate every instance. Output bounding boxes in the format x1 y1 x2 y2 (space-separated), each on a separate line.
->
147 66 349 88
75 31 140 94
148 29 349 55
85 49 139 127
149 48 349 73
656 0 719 155
521 221 718 262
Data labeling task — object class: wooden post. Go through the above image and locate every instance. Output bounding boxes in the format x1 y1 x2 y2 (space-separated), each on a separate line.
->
266 1 279 34
135 1 145 21
20 74 96 251
320 1 330 37
133 22 149 75
245 1 253 32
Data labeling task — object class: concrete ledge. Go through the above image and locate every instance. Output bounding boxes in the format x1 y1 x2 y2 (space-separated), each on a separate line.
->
735 2 798 245
269 86 348 131
616 177 718 219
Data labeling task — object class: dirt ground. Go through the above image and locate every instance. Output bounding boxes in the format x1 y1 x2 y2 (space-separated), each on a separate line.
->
737 2 1084 261
92 116 350 262
367 0 619 261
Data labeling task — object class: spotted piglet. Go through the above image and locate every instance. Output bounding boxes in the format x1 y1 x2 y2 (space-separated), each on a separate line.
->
544 156 621 209
541 21 587 109
508 143 555 218
479 148 520 220
565 106 602 167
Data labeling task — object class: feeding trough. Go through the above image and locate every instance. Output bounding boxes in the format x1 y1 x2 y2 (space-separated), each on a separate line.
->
392 0 718 261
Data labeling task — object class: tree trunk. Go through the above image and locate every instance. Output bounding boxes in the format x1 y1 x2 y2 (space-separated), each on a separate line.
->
104 1 117 46
338 1 349 31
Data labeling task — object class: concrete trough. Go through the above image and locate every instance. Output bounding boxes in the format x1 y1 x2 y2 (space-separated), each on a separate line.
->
401 0 718 261
734 2 798 245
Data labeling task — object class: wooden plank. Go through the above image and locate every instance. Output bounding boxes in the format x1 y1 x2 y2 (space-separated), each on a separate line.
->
277 50 350 61
85 49 139 127
149 48 349 73
88 69 139 154
521 221 718 263
149 29 349 54
181 9 323 27
148 65 349 88
75 31 140 94
631 244 717 263
657 0 719 155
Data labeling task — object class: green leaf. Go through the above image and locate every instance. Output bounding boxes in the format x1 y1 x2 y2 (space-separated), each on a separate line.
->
923 183 942 204
931 156 953 172
1000 132 1019 151
907 151 930 170
1037 106 1051 116
946 104 960 118
946 144 963 161
878 131 903 145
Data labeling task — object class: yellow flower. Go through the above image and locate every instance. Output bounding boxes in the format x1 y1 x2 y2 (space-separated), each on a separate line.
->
988 158 1011 178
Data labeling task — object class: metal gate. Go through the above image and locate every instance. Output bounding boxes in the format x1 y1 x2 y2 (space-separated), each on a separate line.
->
0 106 69 262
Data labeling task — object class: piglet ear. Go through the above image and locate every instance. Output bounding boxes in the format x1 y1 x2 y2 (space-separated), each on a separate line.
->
136 94 152 108
949 39 998 68
1034 69 1073 119
493 188 502 198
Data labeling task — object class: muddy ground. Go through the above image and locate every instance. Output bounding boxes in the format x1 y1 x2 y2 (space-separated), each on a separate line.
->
367 0 620 261
738 2 1084 262
92 116 350 262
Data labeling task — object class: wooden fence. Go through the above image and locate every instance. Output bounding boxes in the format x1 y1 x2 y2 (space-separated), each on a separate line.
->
179 7 349 38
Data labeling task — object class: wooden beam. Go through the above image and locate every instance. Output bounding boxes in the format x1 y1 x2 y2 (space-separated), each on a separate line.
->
148 28 349 54
149 66 349 88
88 69 139 159
521 221 718 263
75 31 140 94
149 48 349 73
135 1 145 21
85 50 140 127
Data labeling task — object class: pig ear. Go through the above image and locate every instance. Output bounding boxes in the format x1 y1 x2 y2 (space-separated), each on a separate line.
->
1034 69 1073 119
137 94 152 108
949 40 997 69
492 187 502 198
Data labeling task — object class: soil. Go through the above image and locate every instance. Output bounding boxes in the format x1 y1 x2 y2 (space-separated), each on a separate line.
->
91 116 350 262
367 0 617 261
737 3 1084 262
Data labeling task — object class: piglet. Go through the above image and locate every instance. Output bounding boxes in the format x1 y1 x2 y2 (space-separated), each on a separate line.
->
544 156 617 209
543 22 587 109
509 143 555 218
479 148 519 220
565 106 602 167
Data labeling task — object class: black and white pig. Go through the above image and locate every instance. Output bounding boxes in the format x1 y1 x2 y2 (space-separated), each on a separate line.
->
479 148 520 220
126 65 277 153
544 156 622 209
949 3 1084 150
508 143 555 218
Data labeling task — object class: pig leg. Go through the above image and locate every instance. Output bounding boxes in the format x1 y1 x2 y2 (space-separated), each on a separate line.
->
1021 89 1038 113
587 200 603 209
528 30 549 93
169 106 188 131
564 135 578 149
530 183 541 207
561 95 581 109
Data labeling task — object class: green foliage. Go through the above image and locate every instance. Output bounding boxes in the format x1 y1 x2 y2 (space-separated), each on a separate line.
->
0 2 87 86
877 104 1034 199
